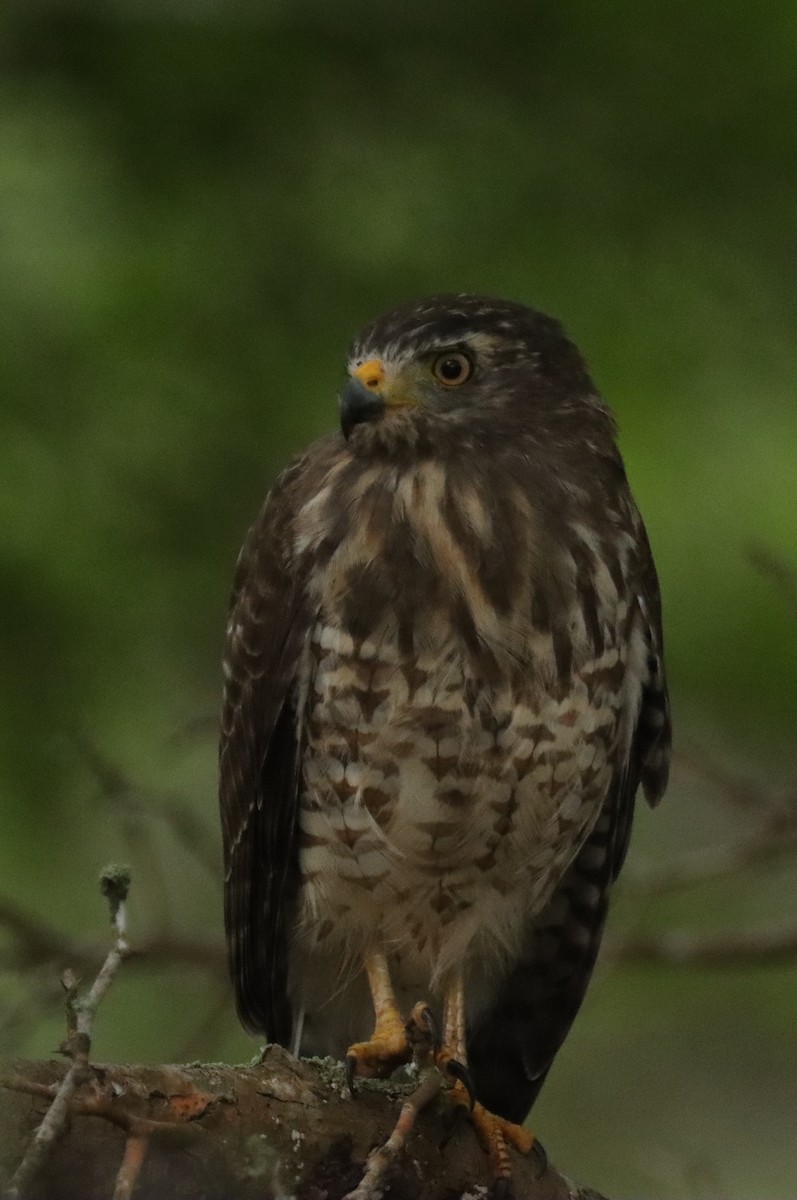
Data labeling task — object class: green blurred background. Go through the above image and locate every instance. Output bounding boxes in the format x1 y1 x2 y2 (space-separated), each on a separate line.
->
1 3 796 1196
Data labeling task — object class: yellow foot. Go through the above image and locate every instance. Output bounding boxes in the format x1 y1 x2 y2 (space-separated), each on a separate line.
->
464 1087 546 1195
344 1000 546 1200
403 1005 546 1196
346 952 414 1086
345 1009 411 1085
346 963 545 1198
345 1022 410 1089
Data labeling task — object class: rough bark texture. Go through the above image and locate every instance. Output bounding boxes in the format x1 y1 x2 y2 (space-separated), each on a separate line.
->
0 1048 608 1200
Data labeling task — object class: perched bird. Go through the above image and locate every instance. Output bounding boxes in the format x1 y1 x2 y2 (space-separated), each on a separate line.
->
219 294 671 1188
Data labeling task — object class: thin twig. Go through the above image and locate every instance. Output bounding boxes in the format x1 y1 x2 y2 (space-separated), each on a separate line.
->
0 1076 56 1099
61 969 79 1042
111 1135 149 1200
4 867 132 1200
0 1076 200 1140
343 1065 448 1200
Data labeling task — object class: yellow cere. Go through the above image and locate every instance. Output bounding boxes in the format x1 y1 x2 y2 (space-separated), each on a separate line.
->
353 359 386 390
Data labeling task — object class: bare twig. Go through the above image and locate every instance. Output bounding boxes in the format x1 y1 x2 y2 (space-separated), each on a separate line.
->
343 1064 448 1200
111 1135 150 1200
61 968 79 1041
0 1075 201 1141
0 1076 56 1099
3 866 132 1200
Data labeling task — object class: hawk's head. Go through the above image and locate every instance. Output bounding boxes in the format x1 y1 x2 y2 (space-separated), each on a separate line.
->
340 294 598 440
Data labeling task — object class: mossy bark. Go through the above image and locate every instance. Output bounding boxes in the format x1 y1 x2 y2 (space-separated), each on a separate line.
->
0 1048 608 1200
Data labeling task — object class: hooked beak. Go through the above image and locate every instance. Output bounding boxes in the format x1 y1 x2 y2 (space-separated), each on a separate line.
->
339 358 417 439
339 376 384 439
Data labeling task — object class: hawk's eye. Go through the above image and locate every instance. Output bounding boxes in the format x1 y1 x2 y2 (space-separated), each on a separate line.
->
432 352 473 386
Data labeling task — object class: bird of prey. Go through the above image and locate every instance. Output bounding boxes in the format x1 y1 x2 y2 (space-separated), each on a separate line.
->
219 294 671 1189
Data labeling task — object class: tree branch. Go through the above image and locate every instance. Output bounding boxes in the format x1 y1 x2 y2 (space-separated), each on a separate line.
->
0 1051 606 1200
1 869 606 1199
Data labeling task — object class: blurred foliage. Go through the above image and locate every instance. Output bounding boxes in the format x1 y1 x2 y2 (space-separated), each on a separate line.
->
1 2 796 1197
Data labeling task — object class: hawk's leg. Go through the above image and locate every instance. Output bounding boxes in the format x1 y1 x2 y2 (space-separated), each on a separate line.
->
344 969 543 1200
345 951 412 1085
410 974 544 1194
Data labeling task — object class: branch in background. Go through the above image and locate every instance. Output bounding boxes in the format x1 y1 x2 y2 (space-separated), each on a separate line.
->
623 822 797 897
3 865 133 1200
611 921 797 968
625 743 797 898
73 734 221 881
0 912 222 977
0 896 84 969
4 916 790 979
748 542 797 623
674 741 795 819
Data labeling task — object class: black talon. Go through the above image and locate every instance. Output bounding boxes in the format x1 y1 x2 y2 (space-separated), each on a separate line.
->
421 1005 441 1049
405 1003 440 1052
491 1180 513 1200
531 1137 548 1178
345 1054 358 1095
444 1058 475 1111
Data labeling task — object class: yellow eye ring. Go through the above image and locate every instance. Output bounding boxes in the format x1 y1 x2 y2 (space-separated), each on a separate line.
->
432 351 473 387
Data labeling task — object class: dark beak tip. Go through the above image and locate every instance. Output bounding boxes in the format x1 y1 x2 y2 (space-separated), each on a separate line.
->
340 411 357 440
339 378 384 438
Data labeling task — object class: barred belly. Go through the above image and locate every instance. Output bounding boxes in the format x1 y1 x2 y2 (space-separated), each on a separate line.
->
294 618 627 995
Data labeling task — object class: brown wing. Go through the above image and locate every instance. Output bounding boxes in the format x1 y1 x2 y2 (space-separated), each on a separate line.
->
219 460 313 1042
633 516 672 808
469 519 671 1122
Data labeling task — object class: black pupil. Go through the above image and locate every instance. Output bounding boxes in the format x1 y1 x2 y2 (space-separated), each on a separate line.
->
439 357 465 380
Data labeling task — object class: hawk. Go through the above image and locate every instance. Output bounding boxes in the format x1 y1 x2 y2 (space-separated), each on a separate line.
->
220 294 671 1188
